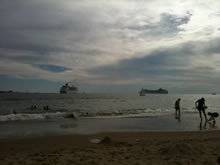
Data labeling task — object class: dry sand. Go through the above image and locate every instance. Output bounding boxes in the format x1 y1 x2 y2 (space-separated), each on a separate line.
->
0 131 220 165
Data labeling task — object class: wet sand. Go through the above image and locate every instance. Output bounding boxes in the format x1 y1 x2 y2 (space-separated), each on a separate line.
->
0 131 220 165
1 113 219 140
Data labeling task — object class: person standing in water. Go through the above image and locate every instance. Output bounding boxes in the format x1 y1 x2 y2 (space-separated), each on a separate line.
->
175 98 181 119
195 97 208 121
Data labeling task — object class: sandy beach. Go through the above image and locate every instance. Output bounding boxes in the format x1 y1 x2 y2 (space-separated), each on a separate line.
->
0 131 220 165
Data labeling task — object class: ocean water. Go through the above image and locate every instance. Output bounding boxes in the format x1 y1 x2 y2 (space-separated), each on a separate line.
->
0 93 219 139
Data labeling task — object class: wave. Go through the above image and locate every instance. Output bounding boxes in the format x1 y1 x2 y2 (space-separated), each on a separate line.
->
79 113 157 119
0 112 77 122
0 107 198 122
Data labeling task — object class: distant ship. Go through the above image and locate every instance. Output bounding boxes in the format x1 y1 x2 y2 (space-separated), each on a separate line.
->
60 83 78 94
139 88 168 96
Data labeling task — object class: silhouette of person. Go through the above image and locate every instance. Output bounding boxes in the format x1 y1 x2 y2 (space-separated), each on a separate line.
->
208 112 219 124
44 105 49 111
199 119 216 130
195 98 208 121
175 98 181 119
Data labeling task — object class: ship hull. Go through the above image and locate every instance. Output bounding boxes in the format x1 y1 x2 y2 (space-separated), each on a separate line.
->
139 88 168 96
142 90 168 94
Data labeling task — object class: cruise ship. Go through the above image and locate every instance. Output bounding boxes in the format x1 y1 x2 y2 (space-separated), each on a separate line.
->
60 83 78 94
139 88 168 96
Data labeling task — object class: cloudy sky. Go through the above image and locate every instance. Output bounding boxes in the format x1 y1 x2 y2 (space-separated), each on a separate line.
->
1 0 220 93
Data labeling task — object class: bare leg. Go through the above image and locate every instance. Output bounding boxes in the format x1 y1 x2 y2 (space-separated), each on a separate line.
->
199 111 202 121
202 110 208 121
175 109 180 119
199 120 202 130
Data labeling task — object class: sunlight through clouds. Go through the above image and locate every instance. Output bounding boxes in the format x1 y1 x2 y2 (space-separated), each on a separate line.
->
1 0 220 93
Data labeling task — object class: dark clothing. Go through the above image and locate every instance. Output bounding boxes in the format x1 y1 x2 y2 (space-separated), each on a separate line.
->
208 112 219 122
175 100 180 110
175 99 181 119
195 98 208 121
196 99 205 111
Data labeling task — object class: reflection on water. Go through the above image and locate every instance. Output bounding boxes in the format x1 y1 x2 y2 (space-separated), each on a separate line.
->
0 113 219 140
60 123 77 129
199 120 217 130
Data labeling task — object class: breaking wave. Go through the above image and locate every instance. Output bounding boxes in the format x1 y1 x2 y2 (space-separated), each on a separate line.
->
0 107 197 122
0 112 77 122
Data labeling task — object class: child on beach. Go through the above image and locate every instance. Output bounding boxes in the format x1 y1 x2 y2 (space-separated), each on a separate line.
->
207 112 219 123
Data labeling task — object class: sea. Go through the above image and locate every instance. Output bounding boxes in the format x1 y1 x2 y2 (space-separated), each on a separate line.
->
0 93 219 139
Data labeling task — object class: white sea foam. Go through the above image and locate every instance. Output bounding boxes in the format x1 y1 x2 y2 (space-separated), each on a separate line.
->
0 113 44 121
0 106 211 121
0 112 77 122
79 113 157 119
0 93 219 121
0 109 160 121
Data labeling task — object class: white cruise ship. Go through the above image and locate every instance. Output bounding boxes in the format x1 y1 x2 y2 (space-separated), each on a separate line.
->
60 83 78 94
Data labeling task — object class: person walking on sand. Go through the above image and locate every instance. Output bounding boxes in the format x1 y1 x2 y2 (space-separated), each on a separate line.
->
195 97 208 121
175 98 181 119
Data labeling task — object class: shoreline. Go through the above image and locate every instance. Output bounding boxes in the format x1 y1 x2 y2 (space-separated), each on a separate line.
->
0 131 220 164
0 113 219 140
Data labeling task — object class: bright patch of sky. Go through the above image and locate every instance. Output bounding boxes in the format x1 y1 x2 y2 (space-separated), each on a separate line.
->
34 64 72 73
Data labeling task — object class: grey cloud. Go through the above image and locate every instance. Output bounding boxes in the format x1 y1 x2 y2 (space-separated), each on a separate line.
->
0 1 107 51
1 0 220 93
204 38 220 54
127 12 191 38
88 40 216 85
0 0 113 67
89 42 195 76
0 38 68 55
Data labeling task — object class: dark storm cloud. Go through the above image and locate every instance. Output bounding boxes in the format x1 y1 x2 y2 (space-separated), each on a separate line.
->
127 12 191 38
0 0 106 65
88 40 215 81
0 1 69 61
0 41 68 55
0 53 46 64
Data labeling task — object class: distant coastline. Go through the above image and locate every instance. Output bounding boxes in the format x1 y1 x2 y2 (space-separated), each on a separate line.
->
0 90 14 93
